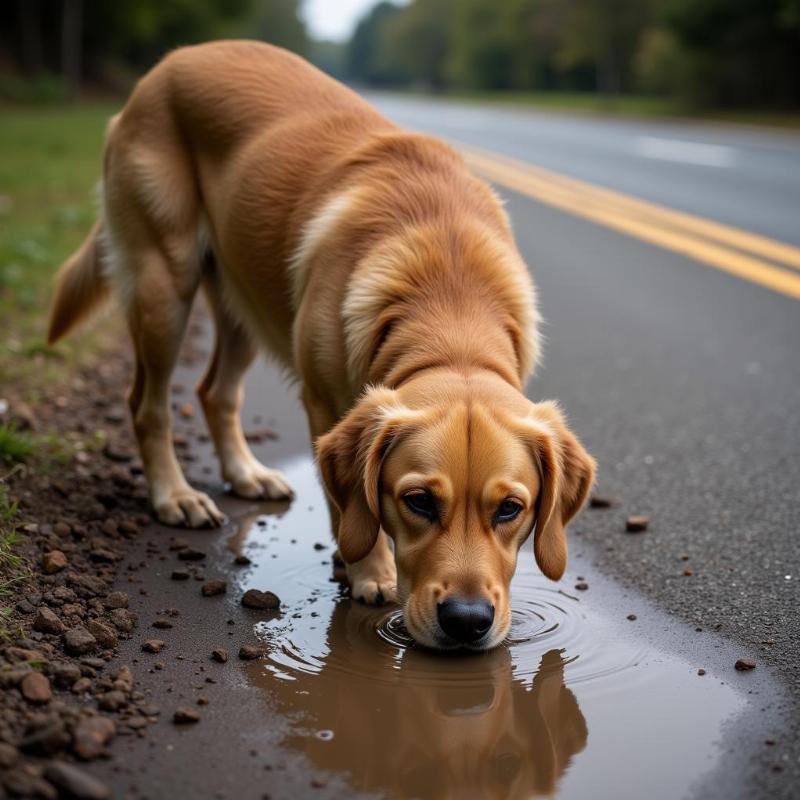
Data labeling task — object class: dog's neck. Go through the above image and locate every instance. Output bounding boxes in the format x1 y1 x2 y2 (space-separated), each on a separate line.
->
368 298 524 390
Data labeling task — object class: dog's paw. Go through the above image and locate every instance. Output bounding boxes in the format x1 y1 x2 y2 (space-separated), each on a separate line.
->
154 488 226 528
347 561 398 606
227 462 294 502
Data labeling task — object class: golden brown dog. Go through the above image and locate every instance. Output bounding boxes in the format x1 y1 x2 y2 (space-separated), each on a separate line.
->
47 41 595 649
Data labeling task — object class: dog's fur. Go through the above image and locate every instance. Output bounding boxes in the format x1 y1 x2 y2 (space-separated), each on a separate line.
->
48 41 595 649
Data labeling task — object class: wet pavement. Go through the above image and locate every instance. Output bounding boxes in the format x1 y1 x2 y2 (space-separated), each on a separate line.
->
88 321 788 800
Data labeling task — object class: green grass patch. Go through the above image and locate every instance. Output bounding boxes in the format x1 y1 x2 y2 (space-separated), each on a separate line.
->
0 480 28 615
0 424 35 464
0 102 122 389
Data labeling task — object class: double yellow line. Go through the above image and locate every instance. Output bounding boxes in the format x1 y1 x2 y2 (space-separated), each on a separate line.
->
460 144 800 301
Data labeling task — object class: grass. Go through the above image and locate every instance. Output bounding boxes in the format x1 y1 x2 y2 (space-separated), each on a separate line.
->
0 424 35 464
0 479 28 639
0 102 122 390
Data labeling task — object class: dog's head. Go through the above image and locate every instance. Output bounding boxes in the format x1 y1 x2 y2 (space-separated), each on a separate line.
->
316 371 595 649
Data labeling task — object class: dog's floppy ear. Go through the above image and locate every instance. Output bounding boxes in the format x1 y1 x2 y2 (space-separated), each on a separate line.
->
519 402 596 580
316 387 417 564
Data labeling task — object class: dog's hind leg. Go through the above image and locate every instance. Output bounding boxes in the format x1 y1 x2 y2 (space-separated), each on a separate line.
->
197 273 293 501
126 252 225 528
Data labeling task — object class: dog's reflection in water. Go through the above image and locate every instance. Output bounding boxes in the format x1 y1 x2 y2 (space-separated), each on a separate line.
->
269 599 588 800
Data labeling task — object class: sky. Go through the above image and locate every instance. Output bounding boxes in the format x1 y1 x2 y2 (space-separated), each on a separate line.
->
301 0 384 42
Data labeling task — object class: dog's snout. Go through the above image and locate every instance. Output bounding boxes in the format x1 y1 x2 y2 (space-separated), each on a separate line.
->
437 597 495 644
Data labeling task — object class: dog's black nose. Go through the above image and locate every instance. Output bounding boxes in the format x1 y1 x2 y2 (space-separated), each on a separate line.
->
437 598 494 644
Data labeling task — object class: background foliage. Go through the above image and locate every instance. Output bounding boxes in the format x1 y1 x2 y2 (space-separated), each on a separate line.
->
0 0 799 110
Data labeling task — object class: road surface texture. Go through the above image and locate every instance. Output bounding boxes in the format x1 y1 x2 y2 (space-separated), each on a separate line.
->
75 97 798 798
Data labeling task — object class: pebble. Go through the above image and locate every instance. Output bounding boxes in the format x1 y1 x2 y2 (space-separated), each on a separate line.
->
574 581 589 591
178 547 206 561
171 568 191 581
627 613 637 621
97 690 127 711
241 589 280 610
141 639 166 654
625 515 649 533
63 627 98 656
234 555 252 566
178 402 195 419
735 658 756 671
20 672 52 704
87 620 118 649
202 579 227 597
698 669 706 676
33 607 66 635
589 495 616 508
72 716 116 760
42 550 68 574
152 618 174 629
683 568 694 577
173 706 201 724
211 648 229 663
0 741 18 768
44 761 111 800
104 591 129 609
239 644 265 660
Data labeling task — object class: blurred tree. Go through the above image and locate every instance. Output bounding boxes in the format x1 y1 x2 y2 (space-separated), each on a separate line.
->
346 1 405 85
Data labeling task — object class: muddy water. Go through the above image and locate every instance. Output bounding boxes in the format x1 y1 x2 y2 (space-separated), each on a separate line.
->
226 457 745 800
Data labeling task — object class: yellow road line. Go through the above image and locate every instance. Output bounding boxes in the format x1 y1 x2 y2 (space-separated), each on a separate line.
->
460 145 800 301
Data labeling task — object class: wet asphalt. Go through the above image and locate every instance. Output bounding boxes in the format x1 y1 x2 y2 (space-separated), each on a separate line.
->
89 99 799 798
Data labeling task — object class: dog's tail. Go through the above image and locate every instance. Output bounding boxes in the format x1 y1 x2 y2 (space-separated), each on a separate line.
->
47 221 112 345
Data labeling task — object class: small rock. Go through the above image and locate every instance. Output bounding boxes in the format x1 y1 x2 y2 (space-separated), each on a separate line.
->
574 581 589 591
171 568 190 580
178 547 206 561
735 658 756 671
44 761 111 800
72 716 116 760
173 706 201 724
0 741 18 768
63 627 97 656
683 567 694 577
241 589 280 610
53 521 72 537
42 550 68 574
589 495 616 508
202 579 227 597
211 648 229 663
627 613 637 621
178 402 195 419
87 620 118 649
313 542 327 551
33 607 66 635
142 639 165 653
625 515 649 533
234 554 252 566
71 677 93 694
103 442 133 463
97 690 127 711
152 618 173 629
20 672 52 704
108 608 136 633
239 644 265 660
169 537 189 551
105 591 129 609
698 669 706 676
50 661 81 688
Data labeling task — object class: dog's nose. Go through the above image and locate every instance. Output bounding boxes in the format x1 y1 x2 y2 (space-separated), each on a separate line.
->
437 598 495 644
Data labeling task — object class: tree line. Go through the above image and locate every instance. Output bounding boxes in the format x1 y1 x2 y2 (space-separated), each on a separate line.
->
347 0 800 109
1 0 798 110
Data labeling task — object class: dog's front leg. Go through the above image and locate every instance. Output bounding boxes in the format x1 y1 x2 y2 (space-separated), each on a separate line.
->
346 529 397 605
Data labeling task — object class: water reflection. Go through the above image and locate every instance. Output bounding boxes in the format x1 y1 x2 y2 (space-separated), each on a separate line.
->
253 598 587 800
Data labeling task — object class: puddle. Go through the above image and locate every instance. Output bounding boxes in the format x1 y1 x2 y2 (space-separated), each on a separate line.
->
230 457 746 800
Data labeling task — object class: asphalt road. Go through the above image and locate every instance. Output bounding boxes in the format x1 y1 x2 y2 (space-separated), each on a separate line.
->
365 95 800 795
85 99 798 799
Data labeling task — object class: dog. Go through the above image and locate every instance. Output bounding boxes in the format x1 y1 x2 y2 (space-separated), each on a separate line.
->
47 41 596 650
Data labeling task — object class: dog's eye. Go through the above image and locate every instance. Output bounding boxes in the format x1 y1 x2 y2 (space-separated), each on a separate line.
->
494 499 523 524
403 491 438 522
